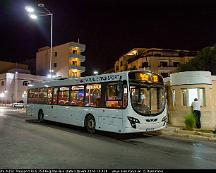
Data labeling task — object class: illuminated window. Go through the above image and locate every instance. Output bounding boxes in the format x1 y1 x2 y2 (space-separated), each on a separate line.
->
27 88 39 104
172 89 176 107
58 87 70 105
52 88 58 105
181 88 205 107
47 88 53 104
85 84 101 107
38 88 48 104
71 85 84 106
106 83 122 108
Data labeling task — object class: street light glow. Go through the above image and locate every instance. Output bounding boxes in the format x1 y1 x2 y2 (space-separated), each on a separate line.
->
25 6 35 13
93 71 99 75
0 93 5 98
28 14 38 20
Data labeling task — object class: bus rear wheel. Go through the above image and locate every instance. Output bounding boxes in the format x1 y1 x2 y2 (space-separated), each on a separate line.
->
85 115 96 134
38 110 44 122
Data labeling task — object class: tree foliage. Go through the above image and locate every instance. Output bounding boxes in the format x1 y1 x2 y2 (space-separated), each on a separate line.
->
178 44 216 75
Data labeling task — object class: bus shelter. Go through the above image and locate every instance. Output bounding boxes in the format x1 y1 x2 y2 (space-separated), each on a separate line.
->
166 71 216 130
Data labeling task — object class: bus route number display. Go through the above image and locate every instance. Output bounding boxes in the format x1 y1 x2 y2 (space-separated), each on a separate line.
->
134 73 160 83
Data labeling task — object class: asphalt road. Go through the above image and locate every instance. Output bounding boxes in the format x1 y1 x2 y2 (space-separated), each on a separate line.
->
0 106 216 169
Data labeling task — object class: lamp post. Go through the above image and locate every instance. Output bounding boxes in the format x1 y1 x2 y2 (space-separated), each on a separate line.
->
25 3 53 78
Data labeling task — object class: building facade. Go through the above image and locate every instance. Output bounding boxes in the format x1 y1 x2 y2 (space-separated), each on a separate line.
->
0 70 47 104
115 48 196 77
36 41 86 78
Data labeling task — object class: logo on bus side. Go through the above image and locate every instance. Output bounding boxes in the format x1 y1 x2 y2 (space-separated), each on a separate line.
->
78 74 122 83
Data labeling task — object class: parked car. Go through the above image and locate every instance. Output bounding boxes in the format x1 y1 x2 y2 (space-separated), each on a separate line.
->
12 100 25 108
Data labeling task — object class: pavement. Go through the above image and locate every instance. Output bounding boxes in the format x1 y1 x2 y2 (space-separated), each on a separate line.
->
160 124 216 142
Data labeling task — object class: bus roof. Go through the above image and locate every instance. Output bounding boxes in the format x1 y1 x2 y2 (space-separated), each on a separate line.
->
28 71 130 89
28 70 161 89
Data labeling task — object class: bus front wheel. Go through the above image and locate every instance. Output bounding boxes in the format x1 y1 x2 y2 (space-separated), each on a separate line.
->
85 115 96 134
38 110 44 122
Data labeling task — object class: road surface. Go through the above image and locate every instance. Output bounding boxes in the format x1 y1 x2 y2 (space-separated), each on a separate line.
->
0 107 216 169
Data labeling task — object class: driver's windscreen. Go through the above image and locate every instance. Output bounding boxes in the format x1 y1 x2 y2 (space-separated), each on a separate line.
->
130 86 165 115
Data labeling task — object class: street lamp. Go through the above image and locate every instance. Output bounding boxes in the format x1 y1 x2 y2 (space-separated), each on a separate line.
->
93 71 99 75
25 3 53 78
28 14 38 20
25 6 34 13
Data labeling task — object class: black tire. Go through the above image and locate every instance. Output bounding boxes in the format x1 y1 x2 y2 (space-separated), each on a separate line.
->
85 115 96 134
38 110 44 122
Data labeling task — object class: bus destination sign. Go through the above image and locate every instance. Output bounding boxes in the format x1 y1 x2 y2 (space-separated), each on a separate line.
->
78 74 123 84
129 72 163 83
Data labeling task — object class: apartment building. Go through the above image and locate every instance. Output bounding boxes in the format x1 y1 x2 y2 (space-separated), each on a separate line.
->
115 48 197 77
36 41 86 78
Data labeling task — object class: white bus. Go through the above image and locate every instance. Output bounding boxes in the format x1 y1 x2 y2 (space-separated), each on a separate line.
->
26 70 167 133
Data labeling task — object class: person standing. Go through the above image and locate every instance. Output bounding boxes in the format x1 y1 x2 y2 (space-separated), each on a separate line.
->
192 98 201 128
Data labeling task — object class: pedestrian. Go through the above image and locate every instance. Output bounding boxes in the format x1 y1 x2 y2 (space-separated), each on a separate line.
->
192 98 201 129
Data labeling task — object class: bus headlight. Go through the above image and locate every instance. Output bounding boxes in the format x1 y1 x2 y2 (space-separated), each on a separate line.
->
127 116 140 129
162 116 167 126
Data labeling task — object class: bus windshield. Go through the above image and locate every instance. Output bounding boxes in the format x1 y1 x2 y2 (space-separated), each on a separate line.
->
128 71 165 116
130 85 165 116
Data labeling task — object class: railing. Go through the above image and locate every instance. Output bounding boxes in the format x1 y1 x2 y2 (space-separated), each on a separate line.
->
69 65 86 72
69 53 85 62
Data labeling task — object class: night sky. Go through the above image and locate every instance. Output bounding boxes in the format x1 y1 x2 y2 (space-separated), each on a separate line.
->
1 0 216 75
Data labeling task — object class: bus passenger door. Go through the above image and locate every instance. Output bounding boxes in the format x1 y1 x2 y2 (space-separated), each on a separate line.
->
97 82 125 133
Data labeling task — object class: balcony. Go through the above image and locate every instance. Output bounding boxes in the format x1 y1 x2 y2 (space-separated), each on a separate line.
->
69 53 86 62
69 65 86 73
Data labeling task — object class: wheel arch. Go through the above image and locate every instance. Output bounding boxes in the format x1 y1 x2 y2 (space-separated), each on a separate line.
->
84 113 95 127
38 109 44 120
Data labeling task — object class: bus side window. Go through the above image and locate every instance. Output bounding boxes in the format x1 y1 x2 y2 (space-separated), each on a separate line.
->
85 84 101 107
58 87 70 105
47 88 53 104
31 88 39 104
38 88 47 104
27 89 33 104
52 88 58 105
106 83 122 108
71 85 84 106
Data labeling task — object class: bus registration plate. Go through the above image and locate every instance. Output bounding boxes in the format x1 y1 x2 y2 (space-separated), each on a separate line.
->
146 128 154 132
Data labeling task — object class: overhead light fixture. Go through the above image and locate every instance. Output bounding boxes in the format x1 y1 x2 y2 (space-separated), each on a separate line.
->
25 6 35 13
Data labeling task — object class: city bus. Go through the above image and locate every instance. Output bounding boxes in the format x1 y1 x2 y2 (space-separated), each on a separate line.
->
26 70 167 133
